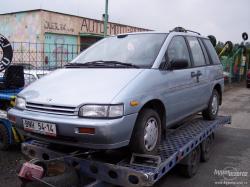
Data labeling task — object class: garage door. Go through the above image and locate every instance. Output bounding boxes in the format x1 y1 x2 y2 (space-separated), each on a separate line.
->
44 33 78 68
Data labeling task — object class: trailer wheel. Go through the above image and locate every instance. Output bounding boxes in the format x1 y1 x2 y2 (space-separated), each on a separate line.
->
0 124 10 150
21 161 79 187
178 146 201 178
201 134 214 162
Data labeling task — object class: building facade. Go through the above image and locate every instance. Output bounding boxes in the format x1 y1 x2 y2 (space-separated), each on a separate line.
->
0 9 149 67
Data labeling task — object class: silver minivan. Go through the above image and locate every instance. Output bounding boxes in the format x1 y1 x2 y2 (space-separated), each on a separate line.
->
8 28 224 154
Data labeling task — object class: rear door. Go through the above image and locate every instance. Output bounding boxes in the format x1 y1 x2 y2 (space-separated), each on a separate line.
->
202 38 224 90
186 36 211 109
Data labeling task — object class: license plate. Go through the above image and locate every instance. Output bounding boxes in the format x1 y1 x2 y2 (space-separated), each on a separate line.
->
23 119 57 136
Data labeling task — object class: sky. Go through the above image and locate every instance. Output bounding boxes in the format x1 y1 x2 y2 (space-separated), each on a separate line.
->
0 0 249 43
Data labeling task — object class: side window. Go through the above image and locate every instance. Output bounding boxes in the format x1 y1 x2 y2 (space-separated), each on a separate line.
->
166 36 191 67
198 38 210 65
202 39 221 64
187 37 206 67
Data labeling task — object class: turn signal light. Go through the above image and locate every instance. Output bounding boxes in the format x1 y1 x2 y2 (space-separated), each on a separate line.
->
130 101 139 107
75 127 95 135
7 114 16 123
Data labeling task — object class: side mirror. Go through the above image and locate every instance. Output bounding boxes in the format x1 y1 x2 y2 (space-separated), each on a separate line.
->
169 59 188 70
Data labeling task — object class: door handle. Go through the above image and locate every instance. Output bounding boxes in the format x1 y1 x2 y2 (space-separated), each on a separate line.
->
191 72 197 78
191 71 202 78
191 71 202 82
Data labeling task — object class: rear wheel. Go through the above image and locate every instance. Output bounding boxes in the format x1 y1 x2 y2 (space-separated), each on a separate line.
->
202 90 219 120
130 108 161 155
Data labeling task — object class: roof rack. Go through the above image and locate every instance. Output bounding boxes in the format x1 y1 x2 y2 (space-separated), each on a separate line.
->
170 27 201 35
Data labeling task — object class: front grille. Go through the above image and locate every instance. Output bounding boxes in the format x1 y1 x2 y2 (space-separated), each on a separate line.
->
26 102 77 115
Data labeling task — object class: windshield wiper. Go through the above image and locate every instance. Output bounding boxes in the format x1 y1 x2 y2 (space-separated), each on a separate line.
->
65 61 140 68
64 62 88 68
95 61 140 68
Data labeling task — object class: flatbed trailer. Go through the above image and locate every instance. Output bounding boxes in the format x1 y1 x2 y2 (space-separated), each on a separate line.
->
20 115 231 187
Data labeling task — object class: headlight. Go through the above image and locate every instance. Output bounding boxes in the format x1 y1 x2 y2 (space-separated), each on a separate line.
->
15 97 26 109
79 104 124 118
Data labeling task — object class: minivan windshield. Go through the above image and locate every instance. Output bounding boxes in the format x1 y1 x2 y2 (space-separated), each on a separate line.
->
71 33 167 68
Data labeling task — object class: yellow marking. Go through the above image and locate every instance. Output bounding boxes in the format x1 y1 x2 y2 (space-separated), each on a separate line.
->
12 127 20 143
20 133 25 142
10 97 16 107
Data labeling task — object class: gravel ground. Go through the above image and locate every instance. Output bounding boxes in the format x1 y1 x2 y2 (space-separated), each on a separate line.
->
0 145 23 187
0 83 249 187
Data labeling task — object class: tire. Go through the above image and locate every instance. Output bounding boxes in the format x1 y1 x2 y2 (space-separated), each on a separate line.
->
0 124 10 151
200 133 214 162
202 90 219 120
21 163 79 187
242 32 248 41
178 146 201 178
130 108 161 155
0 34 13 71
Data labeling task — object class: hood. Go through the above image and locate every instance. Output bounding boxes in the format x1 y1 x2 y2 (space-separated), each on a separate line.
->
19 68 143 107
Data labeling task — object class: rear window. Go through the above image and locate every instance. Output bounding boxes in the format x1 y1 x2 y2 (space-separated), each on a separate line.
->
203 39 221 64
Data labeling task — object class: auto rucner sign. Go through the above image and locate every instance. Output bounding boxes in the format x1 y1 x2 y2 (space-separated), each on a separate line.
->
0 34 13 72
42 10 149 36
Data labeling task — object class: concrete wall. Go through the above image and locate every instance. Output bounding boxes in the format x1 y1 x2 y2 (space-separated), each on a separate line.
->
0 11 42 43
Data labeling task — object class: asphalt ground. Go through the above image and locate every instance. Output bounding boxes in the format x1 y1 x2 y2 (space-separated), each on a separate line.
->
0 84 249 187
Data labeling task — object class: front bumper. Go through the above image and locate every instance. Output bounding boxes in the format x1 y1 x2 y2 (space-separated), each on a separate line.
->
8 108 138 149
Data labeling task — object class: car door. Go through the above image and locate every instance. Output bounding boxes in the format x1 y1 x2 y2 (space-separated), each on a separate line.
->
162 36 199 125
186 36 211 109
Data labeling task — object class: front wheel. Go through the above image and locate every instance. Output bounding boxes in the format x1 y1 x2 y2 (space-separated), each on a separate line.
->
130 108 161 155
0 124 10 151
202 90 219 120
